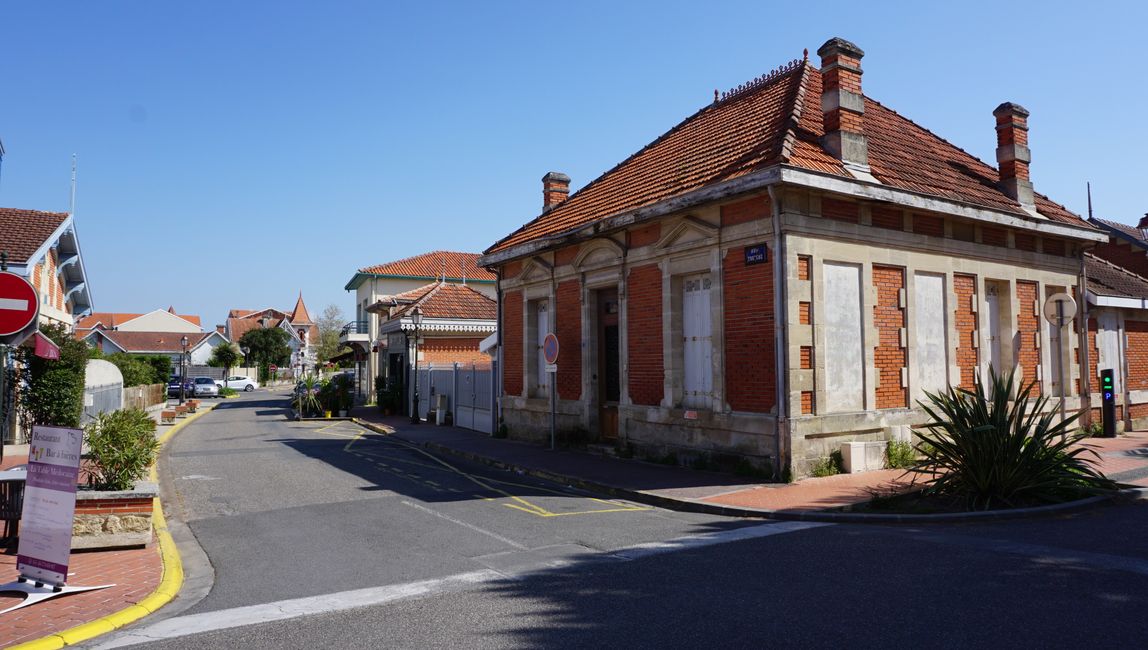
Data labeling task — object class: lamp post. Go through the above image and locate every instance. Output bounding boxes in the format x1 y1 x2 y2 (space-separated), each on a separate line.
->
409 307 423 424
179 335 189 405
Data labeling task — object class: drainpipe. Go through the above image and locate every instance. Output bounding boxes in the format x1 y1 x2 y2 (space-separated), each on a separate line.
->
768 186 789 477
1079 246 1092 427
494 267 503 435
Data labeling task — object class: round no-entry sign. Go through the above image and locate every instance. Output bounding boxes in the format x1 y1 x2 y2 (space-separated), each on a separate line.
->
543 333 560 365
0 271 39 337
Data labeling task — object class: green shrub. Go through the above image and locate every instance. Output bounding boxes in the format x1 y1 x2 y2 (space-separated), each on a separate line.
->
1083 421 1105 438
106 353 156 387
913 368 1116 510
84 408 160 491
810 451 843 478
219 387 238 397
885 439 916 469
19 323 87 429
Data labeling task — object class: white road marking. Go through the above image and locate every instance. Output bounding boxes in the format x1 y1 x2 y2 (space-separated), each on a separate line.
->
91 520 829 647
91 570 502 648
402 499 528 550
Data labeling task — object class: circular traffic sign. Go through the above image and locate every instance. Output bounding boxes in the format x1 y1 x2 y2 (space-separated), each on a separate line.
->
0 271 39 337
1043 292 1077 327
543 333 560 365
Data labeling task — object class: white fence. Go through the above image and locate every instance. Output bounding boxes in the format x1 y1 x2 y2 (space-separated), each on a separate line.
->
415 363 494 434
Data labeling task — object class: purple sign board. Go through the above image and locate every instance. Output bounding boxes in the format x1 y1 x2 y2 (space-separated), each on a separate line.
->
17 425 83 585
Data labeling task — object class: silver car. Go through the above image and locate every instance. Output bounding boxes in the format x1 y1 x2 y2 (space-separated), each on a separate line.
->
192 376 220 398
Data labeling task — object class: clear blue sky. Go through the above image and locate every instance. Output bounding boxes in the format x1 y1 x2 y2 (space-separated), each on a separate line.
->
1 1 1144 328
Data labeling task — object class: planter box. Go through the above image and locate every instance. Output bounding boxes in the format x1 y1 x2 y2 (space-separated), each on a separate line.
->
72 481 158 550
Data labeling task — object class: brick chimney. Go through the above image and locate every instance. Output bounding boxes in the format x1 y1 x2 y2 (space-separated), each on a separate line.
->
818 37 868 169
1138 213 1148 241
542 172 570 212
993 102 1035 210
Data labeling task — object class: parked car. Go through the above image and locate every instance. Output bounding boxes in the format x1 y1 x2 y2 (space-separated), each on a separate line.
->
192 376 220 398
215 375 259 391
167 377 195 398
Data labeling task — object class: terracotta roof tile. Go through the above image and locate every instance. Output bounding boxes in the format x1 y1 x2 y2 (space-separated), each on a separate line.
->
358 251 496 282
92 330 212 353
1092 217 1147 244
486 52 1093 257
76 311 202 331
382 282 497 321
0 208 69 263
1086 253 1148 299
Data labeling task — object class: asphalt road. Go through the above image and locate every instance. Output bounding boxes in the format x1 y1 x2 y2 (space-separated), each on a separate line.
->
90 390 1148 648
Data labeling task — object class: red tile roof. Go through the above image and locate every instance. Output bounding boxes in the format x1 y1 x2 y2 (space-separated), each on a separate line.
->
0 208 69 263
379 282 497 322
76 311 202 332
1086 253 1148 299
1092 217 1147 245
486 53 1091 256
290 292 313 325
90 330 213 353
358 251 496 282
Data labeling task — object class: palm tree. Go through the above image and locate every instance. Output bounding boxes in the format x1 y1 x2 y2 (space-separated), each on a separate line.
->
208 342 243 389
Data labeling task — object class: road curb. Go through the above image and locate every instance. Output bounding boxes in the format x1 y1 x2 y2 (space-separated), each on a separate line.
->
11 405 207 649
350 419 1136 525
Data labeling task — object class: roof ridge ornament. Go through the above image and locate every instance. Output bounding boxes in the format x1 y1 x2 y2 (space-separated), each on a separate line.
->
717 58 803 103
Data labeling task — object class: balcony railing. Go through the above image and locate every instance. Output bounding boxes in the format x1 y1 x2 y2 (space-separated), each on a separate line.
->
340 320 369 337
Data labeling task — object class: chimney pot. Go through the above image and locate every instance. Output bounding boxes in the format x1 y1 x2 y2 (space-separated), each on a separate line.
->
818 37 868 169
542 171 571 212
1138 213 1148 239
993 102 1035 210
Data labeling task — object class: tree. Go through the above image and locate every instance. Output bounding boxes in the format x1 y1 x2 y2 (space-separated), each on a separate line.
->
238 327 291 377
208 342 243 388
18 322 89 429
315 304 350 364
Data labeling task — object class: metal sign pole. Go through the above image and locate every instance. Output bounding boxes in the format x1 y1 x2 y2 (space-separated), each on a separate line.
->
1057 299 1066 423
550 379 556 451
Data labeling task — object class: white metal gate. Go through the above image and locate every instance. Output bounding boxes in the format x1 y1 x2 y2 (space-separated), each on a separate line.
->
415 362 494 434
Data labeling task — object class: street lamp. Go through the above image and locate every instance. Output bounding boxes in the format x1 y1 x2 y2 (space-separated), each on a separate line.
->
179 335 189 405
409 307 423 424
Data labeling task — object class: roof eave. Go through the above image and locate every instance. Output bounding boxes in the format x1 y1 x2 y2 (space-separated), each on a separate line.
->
777 166 1107 243
479 165 785 267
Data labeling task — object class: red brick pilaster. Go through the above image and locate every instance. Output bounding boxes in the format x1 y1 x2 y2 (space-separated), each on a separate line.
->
873 265 906 409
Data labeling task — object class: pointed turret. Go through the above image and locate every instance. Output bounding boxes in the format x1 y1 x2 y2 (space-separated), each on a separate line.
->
290 291 313 325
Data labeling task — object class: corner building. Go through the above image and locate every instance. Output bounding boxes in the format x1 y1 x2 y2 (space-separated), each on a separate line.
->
479 38 1106 477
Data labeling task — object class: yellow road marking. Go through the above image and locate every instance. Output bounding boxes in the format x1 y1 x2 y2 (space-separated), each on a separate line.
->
341 423 647 518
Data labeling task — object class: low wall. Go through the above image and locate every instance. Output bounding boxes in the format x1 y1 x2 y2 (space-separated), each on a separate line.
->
72 482 157 550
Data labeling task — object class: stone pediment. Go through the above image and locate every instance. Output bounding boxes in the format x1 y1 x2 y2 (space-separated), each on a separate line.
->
518 257 553 283
655 216 718 251
574 238 625 270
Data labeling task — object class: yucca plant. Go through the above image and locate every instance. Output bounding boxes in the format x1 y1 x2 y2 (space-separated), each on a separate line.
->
911 368 1116 511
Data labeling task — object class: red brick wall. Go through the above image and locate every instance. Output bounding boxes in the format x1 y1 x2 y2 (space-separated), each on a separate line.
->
629 223 661 248
913 214 944 238
873 265 907 408
953 274 979 390
555 279 582 400
1077 318 1099 395
981 227 1006 247
871 206 903 230
1129 402 1148 420
721 196 770 227
797 256 811 281
1091 241 1148 278
502 260 523 278
422 338 490 367
627 264 663 406
723 247 774 412
1014 232 1037 252
1016 281 1040 394
502 291 523 396
1042 238 1065 256
822 198 859 224
1126 320 1148 391
801 391 813 414
555 245 578 267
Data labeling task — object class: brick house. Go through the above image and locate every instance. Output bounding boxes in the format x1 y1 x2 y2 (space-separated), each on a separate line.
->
225 293 319 375
365 281 496 416
479 37 1107 476
1083 217 1148 430
342 251 496 402
0 208 93 328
